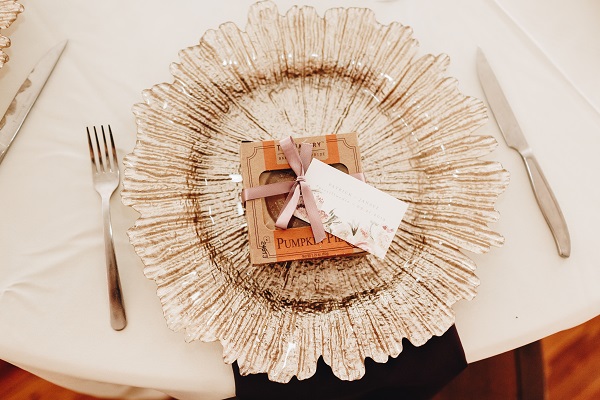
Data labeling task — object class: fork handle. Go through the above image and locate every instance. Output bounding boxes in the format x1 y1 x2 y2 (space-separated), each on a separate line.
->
102 197 127 331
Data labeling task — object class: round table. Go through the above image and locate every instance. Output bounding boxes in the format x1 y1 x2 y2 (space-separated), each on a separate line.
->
1 0 599 398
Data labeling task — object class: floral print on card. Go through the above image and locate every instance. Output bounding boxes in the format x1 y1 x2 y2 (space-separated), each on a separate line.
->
294 159 408 259
295 190 397 259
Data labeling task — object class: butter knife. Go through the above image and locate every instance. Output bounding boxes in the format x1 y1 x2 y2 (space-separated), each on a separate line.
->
476 48 571 258
0 40 67 165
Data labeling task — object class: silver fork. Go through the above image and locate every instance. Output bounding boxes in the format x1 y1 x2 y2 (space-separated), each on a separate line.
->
86 125 127 331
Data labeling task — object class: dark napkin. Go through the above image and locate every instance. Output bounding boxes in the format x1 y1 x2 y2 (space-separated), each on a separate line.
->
232 325 466 400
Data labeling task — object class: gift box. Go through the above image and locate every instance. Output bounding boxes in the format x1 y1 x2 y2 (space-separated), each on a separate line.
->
240 133 366 264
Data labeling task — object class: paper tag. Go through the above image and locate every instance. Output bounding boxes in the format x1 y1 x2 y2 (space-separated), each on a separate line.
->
295 159 408 259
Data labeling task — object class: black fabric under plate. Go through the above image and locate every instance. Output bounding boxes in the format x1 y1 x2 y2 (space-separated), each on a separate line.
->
232 325 466 400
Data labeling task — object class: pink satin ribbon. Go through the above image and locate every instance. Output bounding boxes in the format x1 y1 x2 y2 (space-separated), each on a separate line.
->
242 136 326 243
242 137 366 243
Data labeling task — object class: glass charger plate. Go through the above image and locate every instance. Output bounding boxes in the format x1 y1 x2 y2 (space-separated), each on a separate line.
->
0 0 23 68
122 1 509 383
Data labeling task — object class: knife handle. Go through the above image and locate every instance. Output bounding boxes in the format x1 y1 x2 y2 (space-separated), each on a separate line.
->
521 153 571 257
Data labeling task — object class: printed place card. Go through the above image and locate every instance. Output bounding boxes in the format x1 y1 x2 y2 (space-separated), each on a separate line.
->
296 159 409 259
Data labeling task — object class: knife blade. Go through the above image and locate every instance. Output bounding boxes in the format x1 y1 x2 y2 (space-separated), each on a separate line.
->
476 48 571 258
0 40 67 165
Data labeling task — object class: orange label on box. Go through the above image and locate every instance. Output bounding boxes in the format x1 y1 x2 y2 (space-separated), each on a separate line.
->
273 229 357 261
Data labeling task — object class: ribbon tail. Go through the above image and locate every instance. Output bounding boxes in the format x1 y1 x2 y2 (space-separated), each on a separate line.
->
299 181 326 243
242 180 295 203
275 183 301 230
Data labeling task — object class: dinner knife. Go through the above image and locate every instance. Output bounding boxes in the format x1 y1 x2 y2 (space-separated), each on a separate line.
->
476 48 571 258
0 40 67 165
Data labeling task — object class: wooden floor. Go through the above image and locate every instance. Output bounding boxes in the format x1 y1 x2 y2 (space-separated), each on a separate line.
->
1 315 599 399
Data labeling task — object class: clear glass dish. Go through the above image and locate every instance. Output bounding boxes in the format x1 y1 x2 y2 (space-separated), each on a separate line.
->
122 1 509 383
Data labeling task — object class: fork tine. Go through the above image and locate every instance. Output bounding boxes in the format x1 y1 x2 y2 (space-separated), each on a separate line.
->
86 127 98 173
93 126 104 172
108 125 117 172
101 126 111 172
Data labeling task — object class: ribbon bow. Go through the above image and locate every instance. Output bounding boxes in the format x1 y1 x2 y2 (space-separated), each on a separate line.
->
241 136 326 243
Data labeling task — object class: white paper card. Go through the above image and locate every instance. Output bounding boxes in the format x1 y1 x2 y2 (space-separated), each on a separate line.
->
295 159 409 259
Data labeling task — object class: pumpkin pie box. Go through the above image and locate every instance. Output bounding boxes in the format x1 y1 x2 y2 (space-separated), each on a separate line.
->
240 133 365 264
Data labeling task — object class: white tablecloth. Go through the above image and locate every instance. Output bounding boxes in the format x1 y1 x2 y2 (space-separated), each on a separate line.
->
1 0 598 399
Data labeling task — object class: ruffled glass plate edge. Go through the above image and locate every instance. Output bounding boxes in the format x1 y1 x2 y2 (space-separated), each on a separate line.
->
0 0 24 68
122 0 510 383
